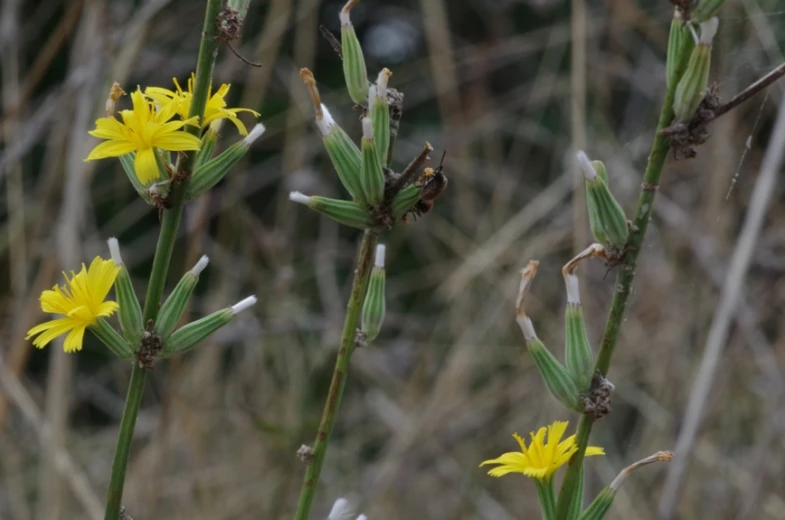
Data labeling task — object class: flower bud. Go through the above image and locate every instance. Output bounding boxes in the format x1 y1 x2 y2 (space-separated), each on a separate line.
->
360 117 385 206
186 123 265 200
163 296 256 355
391 185 420 220
673 18 718 123
361 244 386 343
89 318 135 360
194 119 223 170
691 0 725 23
517 315 582 412
340 0 369 104
578 151 629 250
155 255 209 340
371 69 392 163
563 272 594 390
579 487 615 520
108 238 144 345
666 9 695 89
119 153 154 205
289 192 376 229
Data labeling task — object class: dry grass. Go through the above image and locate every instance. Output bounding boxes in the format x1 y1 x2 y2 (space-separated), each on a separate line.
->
2 0 785 518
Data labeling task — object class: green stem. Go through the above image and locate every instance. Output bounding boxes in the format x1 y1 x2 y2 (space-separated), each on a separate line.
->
293 230 379 520
536 478 557 520
553 32 693 520
103 2 222 519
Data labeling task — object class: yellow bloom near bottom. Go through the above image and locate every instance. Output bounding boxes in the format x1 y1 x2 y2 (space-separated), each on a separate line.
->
480 421 604 480
26 257 120 353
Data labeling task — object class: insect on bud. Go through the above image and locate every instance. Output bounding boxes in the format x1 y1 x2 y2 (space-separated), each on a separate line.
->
360 117 385 206
673 18 718 123
372 69 392 163
340 0 370 104
578 151 629 250
289 191 376 230
107 238 144 345
361 244 386 343
563 271 594 390
665 9 695 89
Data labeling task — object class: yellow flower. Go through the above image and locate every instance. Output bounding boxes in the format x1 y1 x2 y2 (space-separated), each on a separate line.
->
480 421 604 481
85 88 201 184
26 257 121 353
145 74 260 136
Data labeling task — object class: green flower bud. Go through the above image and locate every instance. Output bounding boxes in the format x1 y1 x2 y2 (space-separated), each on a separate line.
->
517 315 582 412
673 18 718 123
361 244 386 343
119 153 153 204
186 123 265 200
666 10 695 89
89 318 134 360
391 185 421 220
320 105 365 203
371 69 392 163
579 488 615 520
578 151 629 250
107 238 144 345
340 0 369 104
163 296 256 356
691 0 725 23
564 272 594 390
193 119 223 170
155 255 209 340
360 117 385 207
289 192 376 229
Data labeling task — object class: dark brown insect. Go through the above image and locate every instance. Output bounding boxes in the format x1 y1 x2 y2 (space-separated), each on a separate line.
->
404 151 448 221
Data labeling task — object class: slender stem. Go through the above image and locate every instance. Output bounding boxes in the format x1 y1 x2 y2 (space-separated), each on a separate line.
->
553 32 694 520
711 61 785 120
293 230 379 520
103 2 222 519
535 478 557 520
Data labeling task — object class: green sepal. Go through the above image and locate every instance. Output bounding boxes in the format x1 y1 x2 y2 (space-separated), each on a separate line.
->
361 265 386 343
156 271 200 340
371 72 391 164
162 308 234 356
565 304 594 391
673 19 717 123
585 176 629 249
323 124 365 204
194 123 220 170
360 119 385 207
119 153 153 204
666 14 694 89
391 185 420 219
186 139 249 200
526 335 582 412
341 22 369 104
113 265 144 345
579 488 615 520
304 195 376 229
89 318 135 360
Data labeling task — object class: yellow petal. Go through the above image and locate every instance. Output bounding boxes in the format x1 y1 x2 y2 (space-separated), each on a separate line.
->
97 301 120 317
63 325 87 352
28 318 75 349
152 131 201 152
85 140 138 161
86 257 120 301
585 446 605 456
134 148 161 184
89 117 130 140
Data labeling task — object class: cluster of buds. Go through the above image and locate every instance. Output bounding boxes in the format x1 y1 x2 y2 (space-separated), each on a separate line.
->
289 0 445 231
672 17 719 124
107 238 256 365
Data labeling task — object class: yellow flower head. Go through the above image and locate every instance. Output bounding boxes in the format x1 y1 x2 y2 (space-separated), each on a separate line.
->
145 74 260 136
480 421 604 481
26 257 121 353
85 88 201 185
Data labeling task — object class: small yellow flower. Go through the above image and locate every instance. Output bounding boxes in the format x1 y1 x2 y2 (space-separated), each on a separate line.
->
480 421 604 480
26 257 121 353
145 74 260 136
85 88 201 184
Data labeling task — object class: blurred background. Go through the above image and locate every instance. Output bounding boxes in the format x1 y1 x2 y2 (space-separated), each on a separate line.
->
2 0 785 518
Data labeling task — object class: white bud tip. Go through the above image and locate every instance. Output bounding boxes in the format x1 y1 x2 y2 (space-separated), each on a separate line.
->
375 244 386 267
316 104 335 136
368 85 377 105
190 255 209 276
699 17 719 45
516 315 537 341
565 273 581 305
376 69 391 98
339 1 355 25
243 123 266 145
231 295 257 315
209 118 224 133
357 516 368 520
289 191 312 205
328 498 351 519
362 117 374 140
107 237 123 265
576 150 597 180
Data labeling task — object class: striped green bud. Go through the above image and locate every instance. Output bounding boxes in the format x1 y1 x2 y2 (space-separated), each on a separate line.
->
119 153 153 204
673 18 718 123
289 192 376 230
361 244 386 343
320 105 365 203
391 185 420 220
163 296 257 356
193 119 223 170
155 255 209 340
360 117 385 207
89 318 135 360
691 0 725 23
340 0 369 104
666 9 695 89
517 315 582 412
371 69 392 163
564 272 594 390
107 238 144 346
186 123 265 200
579 488 615 520
578 151 629 250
